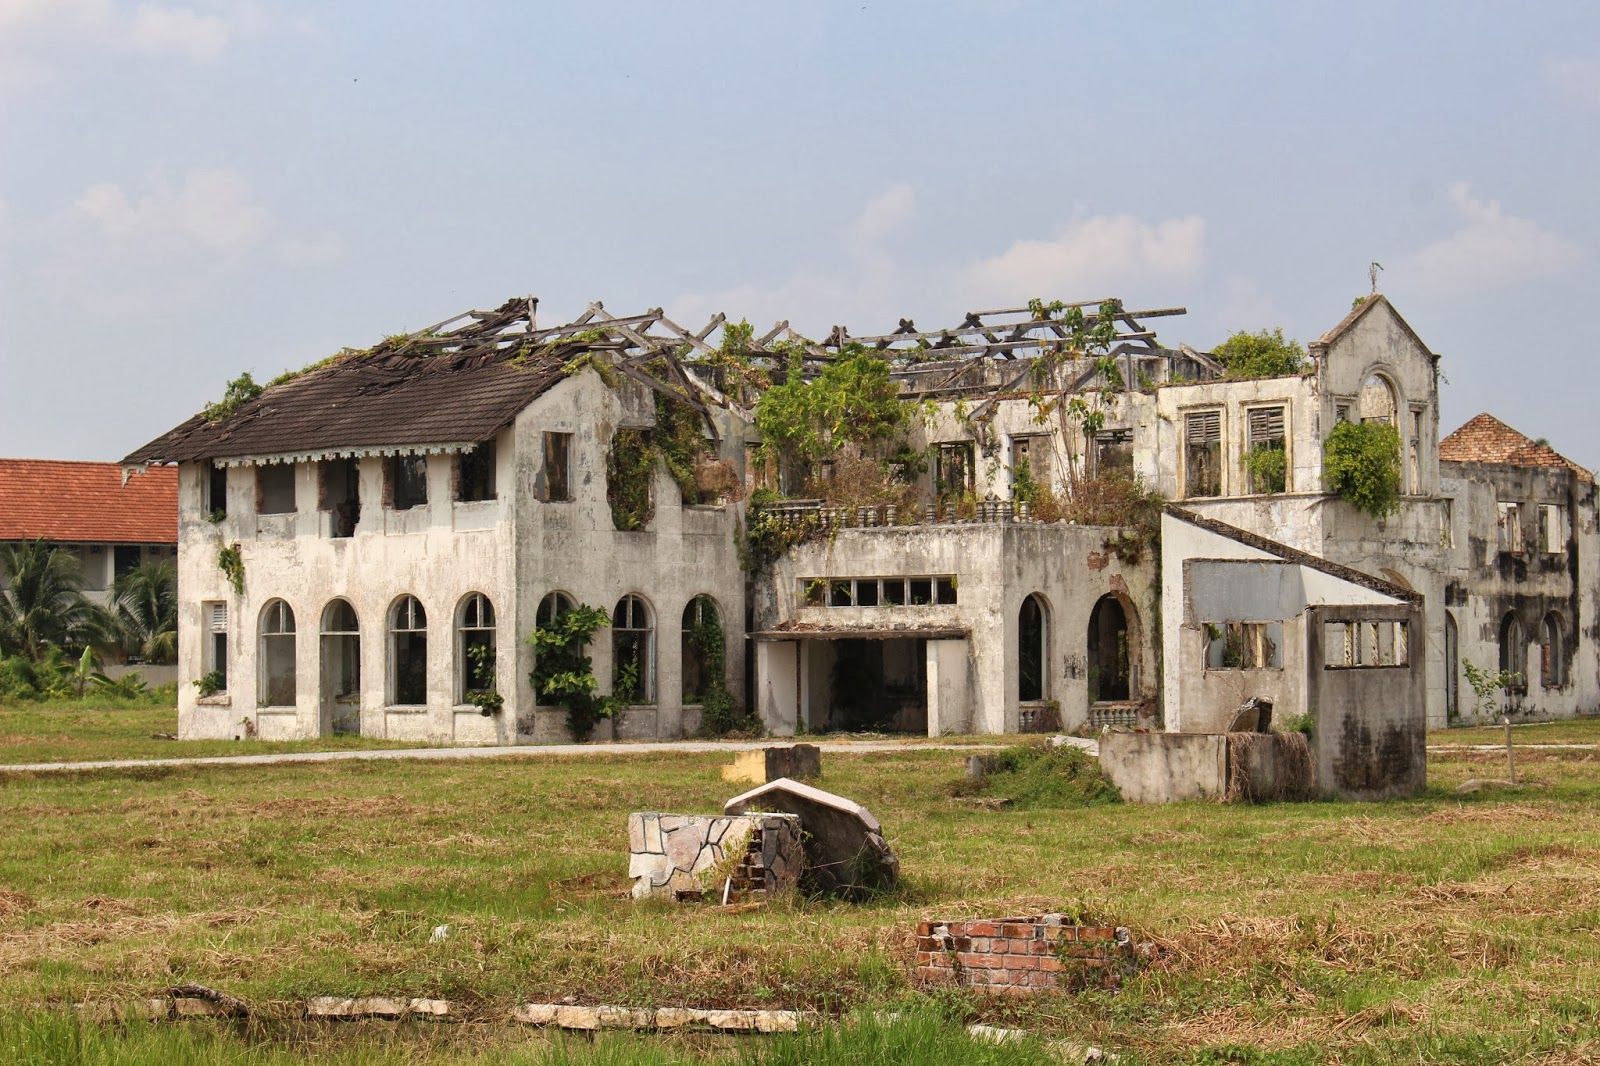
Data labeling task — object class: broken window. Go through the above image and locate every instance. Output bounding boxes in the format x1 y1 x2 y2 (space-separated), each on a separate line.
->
456 592 496 703
1334 401 1351 424
1093 429 1134 479
934 442 974 501
390 595 428 705
113 545 141 580
1538 504 1564 554
1010 435 1047 500
1245 406 1287 494
1019 594 1048 702
681 595 719 703
1325 619 1407 668
388 456 428 511
1183 410 1222 498
206 462 228 518
543 432 573 502
457 443 496 502
1407 407 1424 494
258 599 297 707
203 601 228 693
257 464 297 515
1497 502 1523 553
1357 373 1396 425
806 576 958 608
319 458 360 538
320 600 361 730
1204 621 1283 670
612 594 655 704
1499 613 1526 689
1540 613 1564 689
533 591 576 705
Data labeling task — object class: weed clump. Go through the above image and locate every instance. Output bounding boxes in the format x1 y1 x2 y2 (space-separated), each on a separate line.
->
951 743 1121 808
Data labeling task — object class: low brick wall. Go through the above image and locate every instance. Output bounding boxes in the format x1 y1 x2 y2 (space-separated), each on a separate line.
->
914 915 1129 993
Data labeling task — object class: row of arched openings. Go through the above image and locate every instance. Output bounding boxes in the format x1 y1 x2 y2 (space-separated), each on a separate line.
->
1499 610 1566 691
254 592 723 720
1015 593 1132 704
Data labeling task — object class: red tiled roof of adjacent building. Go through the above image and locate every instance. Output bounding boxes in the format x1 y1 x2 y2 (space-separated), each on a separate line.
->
0 460 178 544
1439 413 1593 483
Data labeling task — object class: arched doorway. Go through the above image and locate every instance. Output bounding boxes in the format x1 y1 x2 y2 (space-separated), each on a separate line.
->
320 600 361 735
1088 594 1131 702
1444 611 1458 722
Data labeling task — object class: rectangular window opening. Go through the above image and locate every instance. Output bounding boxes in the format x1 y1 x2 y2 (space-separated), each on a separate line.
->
1184 410 1222 498
1497 502 1523 554
389 455 428 511
855 579 880 607
319 458 360 537
1539 504 1564 554
543 432 573 502
1324 619 1408 668
203 601 228 693
1245 406 1287 495
206 462 228 518
934 442 975 501
257 464 297 515
457 442 497 502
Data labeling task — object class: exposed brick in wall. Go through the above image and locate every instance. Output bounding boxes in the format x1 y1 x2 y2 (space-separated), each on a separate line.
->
913 915 1130 994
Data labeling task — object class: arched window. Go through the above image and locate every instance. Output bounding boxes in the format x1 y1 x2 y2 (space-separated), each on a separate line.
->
1499 612 1526 691
537 591 575 628
258 599 296 707
1018 594 1048 702
390 596 427 705
1540 613 1565 689
321 600 361 734
681 595 720 703
1357 372 1398 426
1088 594 1131 701
456 593 496 702
613 594 655 704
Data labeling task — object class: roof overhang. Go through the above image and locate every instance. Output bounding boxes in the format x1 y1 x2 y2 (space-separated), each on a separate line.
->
752 625 969 641
209 442 479 468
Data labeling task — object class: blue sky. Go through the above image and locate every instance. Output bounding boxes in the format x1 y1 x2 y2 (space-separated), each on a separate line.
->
3 1 1597 463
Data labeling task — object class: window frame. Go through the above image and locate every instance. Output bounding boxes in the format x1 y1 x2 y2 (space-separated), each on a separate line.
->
543 432 573 502
203 600 229 694
257 599 297 708
388 455 429 511
611 594 656 705
456 443 497 503
256 463 298 516
454 592 496 703
1182 408 1224 499
1243 404 1288 495
388 595 429 706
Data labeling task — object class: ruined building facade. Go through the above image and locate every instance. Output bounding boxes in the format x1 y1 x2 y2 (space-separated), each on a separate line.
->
123 294 1593 744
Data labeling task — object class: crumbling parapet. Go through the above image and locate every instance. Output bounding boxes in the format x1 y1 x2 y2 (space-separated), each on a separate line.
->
627 812 802 902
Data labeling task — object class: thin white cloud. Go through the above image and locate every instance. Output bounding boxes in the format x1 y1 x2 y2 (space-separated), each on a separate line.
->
1403 182 1585 295
673 186 1209 337
75 168 268 253
963 213 1206 307
0 0 258 87
1546 57 1600 111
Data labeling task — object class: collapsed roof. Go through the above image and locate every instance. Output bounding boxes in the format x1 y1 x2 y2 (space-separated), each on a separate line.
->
123 294 1200 466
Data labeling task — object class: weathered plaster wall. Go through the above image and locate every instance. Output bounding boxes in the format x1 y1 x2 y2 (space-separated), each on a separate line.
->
1440 462 1599 722
175 367 748 744
756 522 1156 735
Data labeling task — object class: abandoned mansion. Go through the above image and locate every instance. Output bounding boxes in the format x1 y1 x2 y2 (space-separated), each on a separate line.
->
124 293 1596 756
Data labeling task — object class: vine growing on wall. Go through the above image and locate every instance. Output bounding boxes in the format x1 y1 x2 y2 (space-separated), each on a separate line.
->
463 642 503 715
607 386 725 531
1323 421 1401 518
216 543 244 595
690 611 756 736
527 604 616 740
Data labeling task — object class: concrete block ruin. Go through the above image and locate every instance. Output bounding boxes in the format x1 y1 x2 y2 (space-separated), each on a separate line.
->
915 915 1133 994
724 778 900 899
720 744 822 786
627 812 802 903
1100 730 1315 803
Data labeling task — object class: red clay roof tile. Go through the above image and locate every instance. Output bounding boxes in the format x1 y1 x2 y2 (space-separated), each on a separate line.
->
0 460 177 544
1439 413 1592 483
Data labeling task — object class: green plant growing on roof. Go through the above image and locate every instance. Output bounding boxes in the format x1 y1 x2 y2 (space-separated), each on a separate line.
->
1323 420 1401 519
201 373 264 423
1211 327 1307 380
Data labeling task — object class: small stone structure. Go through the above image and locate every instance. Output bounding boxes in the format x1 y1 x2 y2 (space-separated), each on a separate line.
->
721 744 822 786
914 915 1132 994
724 778 899 898
627 812 802 902
1099 730 1315 803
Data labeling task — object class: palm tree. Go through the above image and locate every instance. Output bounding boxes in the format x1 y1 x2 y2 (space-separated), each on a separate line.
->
110 558 178 664
0 540 103 660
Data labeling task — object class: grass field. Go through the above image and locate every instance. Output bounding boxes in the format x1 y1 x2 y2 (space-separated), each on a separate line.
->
2 718 1599 1063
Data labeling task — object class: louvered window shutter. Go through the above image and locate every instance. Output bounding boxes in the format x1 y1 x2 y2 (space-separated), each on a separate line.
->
209 603 228 633
1186 410 1221 444
1248 406 1285 444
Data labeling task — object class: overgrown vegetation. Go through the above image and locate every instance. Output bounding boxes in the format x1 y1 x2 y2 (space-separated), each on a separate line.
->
608 390 726 532
950 743 1122 808
217 542 245 595
200 372 265 422
689 611 756 736
1211 327 1307 380
754 349 907 470
1463 660 1523 721
1323 420 1402 518
528 604 615 739
463 642 503 716
1245 441 1288 494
